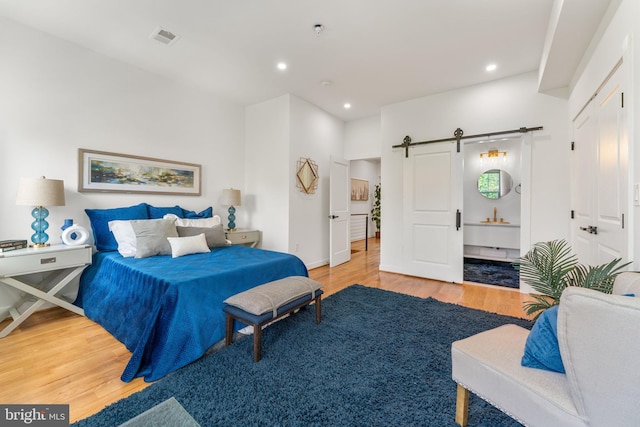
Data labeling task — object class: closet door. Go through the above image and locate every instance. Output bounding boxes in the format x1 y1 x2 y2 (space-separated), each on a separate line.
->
571 62 628 265
571 105 596 262
403 142 463 283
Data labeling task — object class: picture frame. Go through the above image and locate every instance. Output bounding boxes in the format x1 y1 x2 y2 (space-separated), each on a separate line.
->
296 157 319 195
78 149 201 195
351 178 369 201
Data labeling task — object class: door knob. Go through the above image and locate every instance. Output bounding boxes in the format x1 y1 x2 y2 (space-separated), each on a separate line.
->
579 225 598 235
328 215 339 219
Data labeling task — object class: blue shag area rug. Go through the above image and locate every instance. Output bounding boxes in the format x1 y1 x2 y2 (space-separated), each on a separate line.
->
75 285 531 427
464 258 520 289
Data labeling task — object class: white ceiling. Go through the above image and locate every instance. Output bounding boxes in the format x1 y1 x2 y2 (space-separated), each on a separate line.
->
0 0 613 121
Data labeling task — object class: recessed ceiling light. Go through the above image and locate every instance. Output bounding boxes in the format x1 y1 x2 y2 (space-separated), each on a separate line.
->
277 62 287 70
486 63 497 72
344 103 351 109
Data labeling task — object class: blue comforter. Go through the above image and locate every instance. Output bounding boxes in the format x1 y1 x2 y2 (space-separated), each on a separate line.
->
75 245 308 382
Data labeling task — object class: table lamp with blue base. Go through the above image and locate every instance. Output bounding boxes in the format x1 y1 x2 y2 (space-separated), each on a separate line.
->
16 176 66 248
221 188 241 232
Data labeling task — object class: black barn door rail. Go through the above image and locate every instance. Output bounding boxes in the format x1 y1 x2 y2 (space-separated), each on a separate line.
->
393 126 544 157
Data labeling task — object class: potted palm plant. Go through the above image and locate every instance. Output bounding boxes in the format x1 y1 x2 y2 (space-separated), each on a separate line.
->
371 183 381 238
519 239 630 320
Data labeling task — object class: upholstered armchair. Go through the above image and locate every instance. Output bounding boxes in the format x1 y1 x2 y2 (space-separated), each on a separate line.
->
451 272 640 427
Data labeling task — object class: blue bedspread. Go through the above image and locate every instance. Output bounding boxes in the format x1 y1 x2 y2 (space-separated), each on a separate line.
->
75 245 308 382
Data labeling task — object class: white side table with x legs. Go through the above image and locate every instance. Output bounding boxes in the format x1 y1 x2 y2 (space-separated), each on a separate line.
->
0 244 92 338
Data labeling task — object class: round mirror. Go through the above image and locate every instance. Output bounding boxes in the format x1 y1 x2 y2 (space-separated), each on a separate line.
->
477 169 513 199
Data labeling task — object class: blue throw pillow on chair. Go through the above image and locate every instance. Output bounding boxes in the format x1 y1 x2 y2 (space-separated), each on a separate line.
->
521 305 565 373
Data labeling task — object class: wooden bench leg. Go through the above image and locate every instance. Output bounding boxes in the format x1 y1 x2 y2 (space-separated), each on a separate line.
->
455 383 469 426
253 324 262 362
225 314 234 347
315 295 322 324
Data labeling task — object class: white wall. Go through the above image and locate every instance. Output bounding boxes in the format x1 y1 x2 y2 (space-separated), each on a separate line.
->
379 72 570 275
568 0 640 269
349 159 380 240
289 95 344 268
344 115 381 160
245 94 345 268
245 95 290 252
0 18 245 313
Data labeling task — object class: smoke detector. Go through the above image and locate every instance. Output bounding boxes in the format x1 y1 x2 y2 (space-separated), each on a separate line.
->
150 26 180 45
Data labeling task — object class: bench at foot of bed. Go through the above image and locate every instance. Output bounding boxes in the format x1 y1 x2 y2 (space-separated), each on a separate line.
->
223 276 323 362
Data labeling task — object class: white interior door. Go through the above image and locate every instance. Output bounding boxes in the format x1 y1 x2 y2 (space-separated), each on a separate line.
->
403 142 463 282
329 156 350 267
571 107 596 262
571 61 628 265
594 68 628 263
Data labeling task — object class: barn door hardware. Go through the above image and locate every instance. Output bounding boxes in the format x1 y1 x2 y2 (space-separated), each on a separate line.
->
393 126 544 158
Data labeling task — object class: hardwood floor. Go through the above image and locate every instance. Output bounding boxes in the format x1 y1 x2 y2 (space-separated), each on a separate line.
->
0 238 530 423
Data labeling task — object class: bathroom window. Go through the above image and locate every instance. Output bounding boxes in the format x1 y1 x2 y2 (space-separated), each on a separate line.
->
478 170 501 199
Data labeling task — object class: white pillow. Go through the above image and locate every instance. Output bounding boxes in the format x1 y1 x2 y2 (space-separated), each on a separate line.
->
163 214 221 228
167 233 211 258
108 220 137 257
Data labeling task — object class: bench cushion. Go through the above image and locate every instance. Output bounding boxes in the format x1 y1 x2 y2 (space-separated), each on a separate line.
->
452 324 584 427
224 290 323 325
223 276 322 317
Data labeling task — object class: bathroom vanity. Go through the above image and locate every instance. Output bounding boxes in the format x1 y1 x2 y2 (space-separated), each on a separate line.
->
463 222 520 261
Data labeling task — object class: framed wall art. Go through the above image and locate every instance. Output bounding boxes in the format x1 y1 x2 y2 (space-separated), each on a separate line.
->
350 178 369 201
296 157 319 194
78 149 201 195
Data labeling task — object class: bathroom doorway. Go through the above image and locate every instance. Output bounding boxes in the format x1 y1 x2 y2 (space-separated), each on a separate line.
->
462 136 527 288
349 158 380 249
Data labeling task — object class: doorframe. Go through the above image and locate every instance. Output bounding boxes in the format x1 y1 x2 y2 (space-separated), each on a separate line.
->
462 133 532 293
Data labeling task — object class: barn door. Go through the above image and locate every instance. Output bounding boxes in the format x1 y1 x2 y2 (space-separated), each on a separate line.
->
403 141 463 283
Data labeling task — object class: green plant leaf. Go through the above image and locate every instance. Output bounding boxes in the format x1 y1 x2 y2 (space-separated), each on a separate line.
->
523 295 555 322
519 239 577 301
519 239 630 320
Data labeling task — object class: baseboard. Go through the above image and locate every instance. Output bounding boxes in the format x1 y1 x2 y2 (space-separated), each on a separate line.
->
306 259 329 270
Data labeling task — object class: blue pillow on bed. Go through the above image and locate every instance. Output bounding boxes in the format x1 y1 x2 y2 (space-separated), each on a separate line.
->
147 205 185 219
85 203 149 252
182 207 212 218
521 305 565 373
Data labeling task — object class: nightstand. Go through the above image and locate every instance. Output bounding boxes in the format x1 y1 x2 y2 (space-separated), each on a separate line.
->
0 244 92 338
226 229 261 248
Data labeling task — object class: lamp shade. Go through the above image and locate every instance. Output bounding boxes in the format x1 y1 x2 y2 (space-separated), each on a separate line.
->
221 188 241 206
16 176 66 207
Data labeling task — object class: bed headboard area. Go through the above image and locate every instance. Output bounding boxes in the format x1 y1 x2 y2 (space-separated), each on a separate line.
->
84 203 224 258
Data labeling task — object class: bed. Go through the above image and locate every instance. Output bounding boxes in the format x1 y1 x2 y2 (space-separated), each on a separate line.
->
74 203 308 382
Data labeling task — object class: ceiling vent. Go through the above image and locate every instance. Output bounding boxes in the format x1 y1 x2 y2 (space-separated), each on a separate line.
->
150 26 180 46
